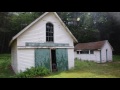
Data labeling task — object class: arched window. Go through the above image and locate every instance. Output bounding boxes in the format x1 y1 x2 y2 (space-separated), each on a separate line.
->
46 22 54 42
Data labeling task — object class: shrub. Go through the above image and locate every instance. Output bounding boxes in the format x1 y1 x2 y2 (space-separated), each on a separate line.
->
16 67 50 78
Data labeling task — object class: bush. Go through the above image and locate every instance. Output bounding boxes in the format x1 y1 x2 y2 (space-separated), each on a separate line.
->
16 67 50 78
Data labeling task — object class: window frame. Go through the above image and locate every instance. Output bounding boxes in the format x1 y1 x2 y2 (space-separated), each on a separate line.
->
46 22 54 42
77 51 79 54
90 50 94 54
80 50 89 54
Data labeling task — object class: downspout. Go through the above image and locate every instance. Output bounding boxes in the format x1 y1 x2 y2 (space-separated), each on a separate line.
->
100 50 102 63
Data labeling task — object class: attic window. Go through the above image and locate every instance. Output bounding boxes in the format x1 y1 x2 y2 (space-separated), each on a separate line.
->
46 22 54 42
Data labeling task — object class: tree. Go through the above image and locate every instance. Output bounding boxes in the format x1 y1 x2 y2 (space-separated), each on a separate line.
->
68 12 100 43
0 12 12 53
0 12 120 55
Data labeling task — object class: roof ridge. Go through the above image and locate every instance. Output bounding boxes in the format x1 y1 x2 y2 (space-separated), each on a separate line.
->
9 12 78 46
75 40 108 50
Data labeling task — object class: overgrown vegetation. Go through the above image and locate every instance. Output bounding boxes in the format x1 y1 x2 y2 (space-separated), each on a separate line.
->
45 55 120 78
0 54 120 78
113 55 120 61
0 54 15 78
16 67 50 78
0 54 50 78
74 58 97 70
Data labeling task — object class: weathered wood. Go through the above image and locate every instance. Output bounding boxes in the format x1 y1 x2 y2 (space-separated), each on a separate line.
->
56 49 68 71
35 49 50 70
26 42 69 47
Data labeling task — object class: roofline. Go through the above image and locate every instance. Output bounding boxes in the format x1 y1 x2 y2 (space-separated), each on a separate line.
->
53 12 78 43
9 12 49 46
9 12 78 46
74 40 114 51
101 40 114 51
99 40 107 50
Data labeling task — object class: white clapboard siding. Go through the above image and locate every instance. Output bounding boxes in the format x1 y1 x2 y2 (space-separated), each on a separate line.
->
68 49 74 69
17 49 34 72
101 41 112 62
18 24 45 46
17 13 73 47
74 40 113 63
94 51 100 63
11 12 76 73
11 40 18 73
74 50 100 62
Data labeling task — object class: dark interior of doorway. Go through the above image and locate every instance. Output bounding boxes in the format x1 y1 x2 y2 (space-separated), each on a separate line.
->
51 49 57 72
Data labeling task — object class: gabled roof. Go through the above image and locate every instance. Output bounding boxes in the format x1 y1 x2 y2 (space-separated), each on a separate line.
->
74 40 113 51
9 12 78 46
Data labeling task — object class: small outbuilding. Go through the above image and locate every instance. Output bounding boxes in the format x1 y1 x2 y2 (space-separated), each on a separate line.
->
9 12 78 73
74 40 113 63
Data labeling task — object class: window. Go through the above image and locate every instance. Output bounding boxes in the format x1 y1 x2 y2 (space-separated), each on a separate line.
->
46 23 54 42
90 50 94 54
77 51 79 54
80 50 89 54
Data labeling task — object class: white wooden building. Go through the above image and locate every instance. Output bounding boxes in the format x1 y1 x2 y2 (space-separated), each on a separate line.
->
9 12 78 73
74 40 113 63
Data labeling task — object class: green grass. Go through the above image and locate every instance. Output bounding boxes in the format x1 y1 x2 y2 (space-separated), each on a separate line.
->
45 55 120 78
0 54 15 78
113 55 120 61
0 54 120 78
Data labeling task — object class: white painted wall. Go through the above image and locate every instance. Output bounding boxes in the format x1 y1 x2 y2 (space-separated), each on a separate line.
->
17 48 74 73
74 50 100 62
12 12 75 73
74 41 113 63
68 49 74 69
17 49 35 73
11 40 18 73
101 41 112 62
17 12 73 47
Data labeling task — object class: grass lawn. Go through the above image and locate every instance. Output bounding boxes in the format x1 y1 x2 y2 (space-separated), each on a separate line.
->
0 54 120 78
45 55 120 78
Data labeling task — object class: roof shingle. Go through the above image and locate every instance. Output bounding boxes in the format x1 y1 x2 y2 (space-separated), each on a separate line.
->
75 40 107 51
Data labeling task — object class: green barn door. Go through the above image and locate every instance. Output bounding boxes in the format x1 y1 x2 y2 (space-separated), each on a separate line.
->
35 49 50 70
56 49 68 71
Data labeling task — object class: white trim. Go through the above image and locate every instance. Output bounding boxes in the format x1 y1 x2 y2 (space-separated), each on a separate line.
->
101 40 114 51
50 49 52 72
106 40 114 51
9 12 78 46
53 12 78 43
9 12 49 46
100 40 107 50
17 46 74 49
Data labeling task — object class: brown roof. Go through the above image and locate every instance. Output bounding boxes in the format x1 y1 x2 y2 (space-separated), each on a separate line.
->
75 40 107 51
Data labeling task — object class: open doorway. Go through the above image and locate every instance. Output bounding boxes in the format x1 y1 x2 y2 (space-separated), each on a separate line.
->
51 49 57 72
